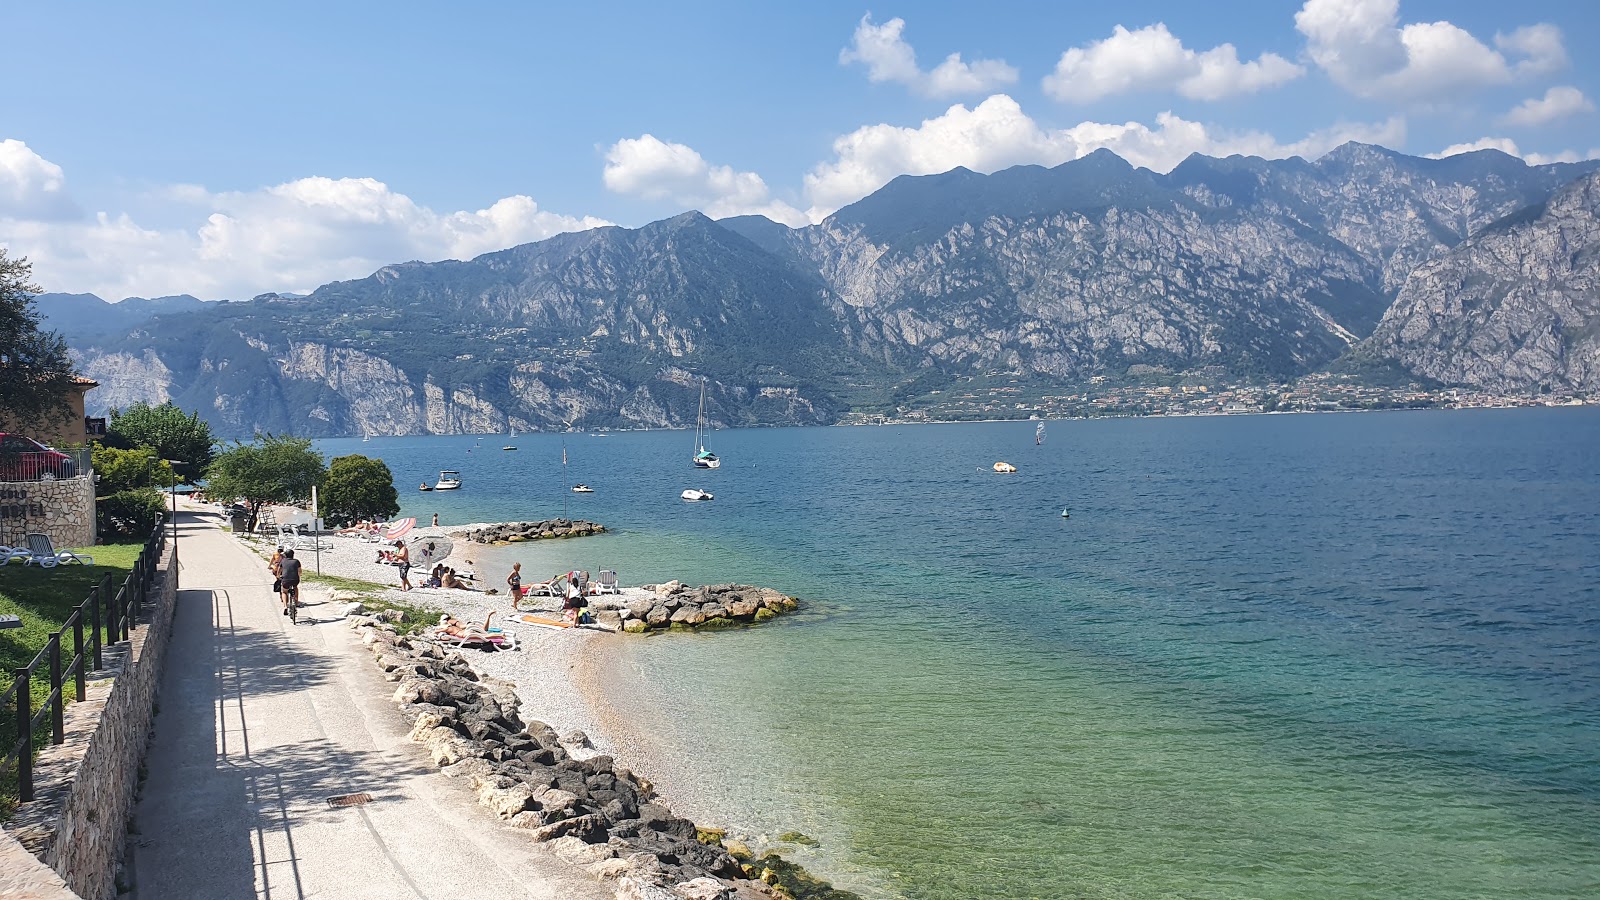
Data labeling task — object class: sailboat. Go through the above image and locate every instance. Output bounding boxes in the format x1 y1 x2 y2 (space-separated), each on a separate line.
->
503 425 518 451
692 380 720 469
1036 422 1045 446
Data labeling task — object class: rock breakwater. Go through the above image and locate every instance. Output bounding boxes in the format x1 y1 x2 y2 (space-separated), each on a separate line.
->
592 583 799 634
349 615 856 900
465 519 606 543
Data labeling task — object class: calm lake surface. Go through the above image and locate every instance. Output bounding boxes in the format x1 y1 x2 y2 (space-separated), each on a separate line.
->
320 408 1600 899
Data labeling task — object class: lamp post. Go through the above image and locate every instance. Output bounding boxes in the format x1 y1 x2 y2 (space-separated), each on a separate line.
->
164 460 185 588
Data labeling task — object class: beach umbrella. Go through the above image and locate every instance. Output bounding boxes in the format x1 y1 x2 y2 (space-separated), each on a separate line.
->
412 536 455 568
384 517 416 540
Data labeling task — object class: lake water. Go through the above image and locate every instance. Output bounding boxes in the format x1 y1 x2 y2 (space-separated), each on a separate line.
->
319 409 1600 899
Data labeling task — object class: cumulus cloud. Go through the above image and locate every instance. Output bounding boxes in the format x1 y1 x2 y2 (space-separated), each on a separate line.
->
602 134 807 226
840 15 1018 98
802 94 1404 219
0 139 80 220
1042 23 1303 103
1428 137 1598 166
1295 0 1567 101
1500 86 1594 127
0 142 608 300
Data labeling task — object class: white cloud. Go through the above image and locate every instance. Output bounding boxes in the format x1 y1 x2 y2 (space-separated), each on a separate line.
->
1428 137 1522 158
802 94 1404 219
1295 0 1567 101
0 139 79 220
1426 137 1597 166
840 15 1017 98
0 142 609 300
602 134 807 226
1500 86 1594 128
1496 24 1567 76
1042 23 1302 103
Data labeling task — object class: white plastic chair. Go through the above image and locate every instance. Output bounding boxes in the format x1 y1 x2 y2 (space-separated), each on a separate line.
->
25 533 93 567
595 569 620 595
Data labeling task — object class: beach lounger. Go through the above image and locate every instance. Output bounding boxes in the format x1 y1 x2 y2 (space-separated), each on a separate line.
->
25 533 92 567
594 569 620 595
427 627 518 652
0 545 33 565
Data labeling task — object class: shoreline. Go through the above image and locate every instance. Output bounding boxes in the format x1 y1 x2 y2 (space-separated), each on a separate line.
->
244 520 872 895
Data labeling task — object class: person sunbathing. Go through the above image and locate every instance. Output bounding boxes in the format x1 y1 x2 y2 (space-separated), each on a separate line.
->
435 613 495 638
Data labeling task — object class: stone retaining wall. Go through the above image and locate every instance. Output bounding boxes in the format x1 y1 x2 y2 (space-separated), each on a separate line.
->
0 476 95 550
3 544 178 900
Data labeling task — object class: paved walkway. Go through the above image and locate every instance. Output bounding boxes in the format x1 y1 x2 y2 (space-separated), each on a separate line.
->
129 502 609 900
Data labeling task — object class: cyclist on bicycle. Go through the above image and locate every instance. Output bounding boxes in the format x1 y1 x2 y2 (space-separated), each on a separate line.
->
278 548 302 616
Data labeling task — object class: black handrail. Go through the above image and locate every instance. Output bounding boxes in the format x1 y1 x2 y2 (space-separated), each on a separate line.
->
2 520 167 803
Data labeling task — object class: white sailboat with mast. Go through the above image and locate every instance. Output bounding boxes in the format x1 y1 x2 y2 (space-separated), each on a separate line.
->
692 379 720 469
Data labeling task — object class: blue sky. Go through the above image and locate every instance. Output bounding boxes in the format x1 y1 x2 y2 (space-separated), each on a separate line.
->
2 0 1595 300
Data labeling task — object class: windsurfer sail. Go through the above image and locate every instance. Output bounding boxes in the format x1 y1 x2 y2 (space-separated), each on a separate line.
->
1036 422 1045 446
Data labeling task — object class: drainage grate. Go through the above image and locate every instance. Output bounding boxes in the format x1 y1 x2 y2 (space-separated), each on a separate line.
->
326 793 373 809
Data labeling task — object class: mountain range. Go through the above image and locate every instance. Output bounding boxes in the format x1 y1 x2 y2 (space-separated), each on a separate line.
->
56 142 1600 438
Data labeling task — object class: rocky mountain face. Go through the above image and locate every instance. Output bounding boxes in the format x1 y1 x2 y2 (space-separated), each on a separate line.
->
1364 172 1600 394
62 143 1600 438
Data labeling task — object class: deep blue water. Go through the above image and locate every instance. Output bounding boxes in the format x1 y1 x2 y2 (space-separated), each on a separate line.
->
319 408 1600 898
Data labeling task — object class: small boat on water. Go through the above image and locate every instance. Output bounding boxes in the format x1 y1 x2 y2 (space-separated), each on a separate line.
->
692 379 720 469
993 461 1018 473
418 482 433 492
572 484 594 493
435 470 462 491
681 488 714 501
503 445 517 451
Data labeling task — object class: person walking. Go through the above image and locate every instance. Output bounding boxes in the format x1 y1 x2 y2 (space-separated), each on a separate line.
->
507 562 525 610
395 539 412 591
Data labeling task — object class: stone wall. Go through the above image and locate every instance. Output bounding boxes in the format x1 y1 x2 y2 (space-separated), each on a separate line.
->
0 476 95 549
3 543 177 900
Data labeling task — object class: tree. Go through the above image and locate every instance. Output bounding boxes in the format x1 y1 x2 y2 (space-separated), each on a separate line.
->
106 401 216 476
204 434 326 533
318 454 399 527
0 250 76 427
91 445 175 494
90 444 175 538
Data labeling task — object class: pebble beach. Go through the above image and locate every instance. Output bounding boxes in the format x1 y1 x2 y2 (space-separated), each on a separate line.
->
253 517 734 833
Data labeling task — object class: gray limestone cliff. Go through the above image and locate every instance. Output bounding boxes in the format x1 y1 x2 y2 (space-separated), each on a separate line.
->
1364 172 1600 394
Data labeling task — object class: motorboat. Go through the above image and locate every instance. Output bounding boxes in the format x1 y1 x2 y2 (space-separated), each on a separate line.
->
993 461 1018 473
434 470 462 490
681 488 714 501
691 379 721 468
418 482 433 492
502 445 517 451
572 484 594 493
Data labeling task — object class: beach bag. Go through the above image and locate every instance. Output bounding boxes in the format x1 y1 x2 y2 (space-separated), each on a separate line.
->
272 578 281 592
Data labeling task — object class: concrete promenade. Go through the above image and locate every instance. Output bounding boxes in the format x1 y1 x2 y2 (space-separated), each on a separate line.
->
128 502 608 900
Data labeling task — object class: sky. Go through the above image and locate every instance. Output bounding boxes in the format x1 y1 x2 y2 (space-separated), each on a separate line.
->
2 0 1596 301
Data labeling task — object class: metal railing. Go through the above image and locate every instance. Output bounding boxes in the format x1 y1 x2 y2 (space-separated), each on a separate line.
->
0 449 85 483
1 521 166 803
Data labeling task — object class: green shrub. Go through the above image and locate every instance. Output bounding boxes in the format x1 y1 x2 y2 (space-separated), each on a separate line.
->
97 488 166 538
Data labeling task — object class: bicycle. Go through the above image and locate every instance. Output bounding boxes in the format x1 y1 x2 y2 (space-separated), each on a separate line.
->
283 582 299 624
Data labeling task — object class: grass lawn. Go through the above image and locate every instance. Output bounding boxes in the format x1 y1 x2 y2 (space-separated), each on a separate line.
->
301 571 438 635
1 542 143 818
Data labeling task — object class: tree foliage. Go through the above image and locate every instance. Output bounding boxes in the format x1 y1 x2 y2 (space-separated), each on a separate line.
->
204 434 325 533
317 454 399 527
91 445 175 495
98 489 167 539
0 250 76 427
106 401 216 476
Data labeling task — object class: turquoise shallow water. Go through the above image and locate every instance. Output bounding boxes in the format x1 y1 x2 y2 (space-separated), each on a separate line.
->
322 409 1600 899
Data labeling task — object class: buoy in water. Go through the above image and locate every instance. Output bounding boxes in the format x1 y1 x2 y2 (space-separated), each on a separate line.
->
1061 509 1071 518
